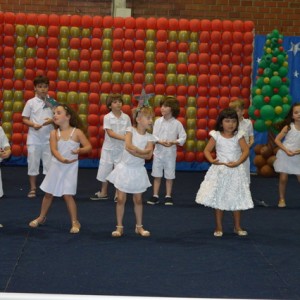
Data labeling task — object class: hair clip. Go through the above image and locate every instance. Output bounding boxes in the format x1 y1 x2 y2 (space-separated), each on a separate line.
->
43 96 59 109
135 89 154 108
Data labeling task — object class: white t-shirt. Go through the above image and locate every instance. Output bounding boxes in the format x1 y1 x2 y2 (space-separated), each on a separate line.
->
102 111 132 150
22 96 54 145
0 127 10 163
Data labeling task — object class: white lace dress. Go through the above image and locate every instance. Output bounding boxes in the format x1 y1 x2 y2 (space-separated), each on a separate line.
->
40 128 80 197
273 123 300 175
106 127 156 194
195 130 253 211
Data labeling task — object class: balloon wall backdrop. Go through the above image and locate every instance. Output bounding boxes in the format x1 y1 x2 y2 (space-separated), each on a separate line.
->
0 12 254 165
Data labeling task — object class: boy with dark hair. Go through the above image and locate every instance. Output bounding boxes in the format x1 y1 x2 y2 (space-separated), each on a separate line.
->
90 94 131 201
22 75 54 198
148 96 186 205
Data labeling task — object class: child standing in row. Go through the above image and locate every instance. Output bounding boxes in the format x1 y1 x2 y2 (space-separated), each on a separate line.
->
29 104 92 234
147 96 186 205
196 108 253 237
0 126 11 228
273 103 300 208
106 104 156 237
22 76 54 198
90 94 131 201
229 99 254 184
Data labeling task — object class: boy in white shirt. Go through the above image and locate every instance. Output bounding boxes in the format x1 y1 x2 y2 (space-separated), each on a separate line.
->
90 94 131 200
148 96 186 205
22 76 54 198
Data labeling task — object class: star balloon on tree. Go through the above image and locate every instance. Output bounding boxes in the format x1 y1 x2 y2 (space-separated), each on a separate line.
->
249 29 292 132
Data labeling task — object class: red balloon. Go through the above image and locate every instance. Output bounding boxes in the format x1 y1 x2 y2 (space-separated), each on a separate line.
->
156 41 168 52
199 43 209 53
179 19 189 30
233 20 244 32
201 19 211 31
177 85 188 96
244 21 255 32
211 31 221 43
14 80 25 90
208 97 219 108
233 32 243 43
190 19 200 32
210 64 220 75
35 59 46 70
200 31 210 43
90 82 100 92
210 54 220 64
197 97 208 108
4 12 16 24
16 13 27 24
60 15 70 26
92 28 102 38
123 83 133 94
169 19 179 30
209 87 219 97
157 17 169 30
197 119 207 129
12 145 23 157
198 86 208 97
209 75 220 87
125 17 136 29
222 31 232 44
136 17 147 29
219 97 230 108
196 129 208 140
49 14 60 25
154 84 165 95
89 93 99 104
208 108 218 119
185 152 195 162
145 84 154 94
220 86 230 97
211 19 222 31
82 15 93 28
176 151 184 162
197 107 208 119
165 85 176 96
156 63 166 74
147 17 157 29
198 53 209 65
157 30 168 41
69 82 78 91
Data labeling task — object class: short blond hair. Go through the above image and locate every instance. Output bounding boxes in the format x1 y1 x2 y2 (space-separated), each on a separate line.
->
229 99 245 110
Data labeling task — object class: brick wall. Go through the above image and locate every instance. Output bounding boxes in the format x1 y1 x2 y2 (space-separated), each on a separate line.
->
0 0 300 35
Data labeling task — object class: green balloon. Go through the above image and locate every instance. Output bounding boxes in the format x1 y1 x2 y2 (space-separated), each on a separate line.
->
258 60 267 68
255 77 264 88
279 85 289 97
278 66 288 77
270 63 280 71
260 105 275 120
270 76 282 88
280 104 291 118
272 29 279 38
263 67 272 77
261 85 273 97
248 105 257 120
277 54 285 64
273 48 280 57
254 119 267 132
252 95 265 108
270 94 282 107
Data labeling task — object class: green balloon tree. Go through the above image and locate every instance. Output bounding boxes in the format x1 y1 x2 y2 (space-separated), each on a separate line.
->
249 29 292 132
249 29 292 176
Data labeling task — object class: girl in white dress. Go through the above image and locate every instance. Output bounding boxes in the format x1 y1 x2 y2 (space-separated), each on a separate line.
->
196 108 253 237
273 103 300 208
107 105 156 238
29 104 92 234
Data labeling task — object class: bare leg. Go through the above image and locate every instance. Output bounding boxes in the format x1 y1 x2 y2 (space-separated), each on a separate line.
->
153 177 162 196
64 195 80 233
28 175 37 197
215 209 223 232
133 193 150 236
100 181 108 196
278 173 288 207
112 191 126 237
233 210 248 236
165 179 173 197
233 210 242 231
29 193 53 227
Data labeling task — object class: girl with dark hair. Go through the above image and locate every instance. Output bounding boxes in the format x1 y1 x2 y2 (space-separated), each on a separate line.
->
273 103 300 208
29 104 92 234
196 108 253 237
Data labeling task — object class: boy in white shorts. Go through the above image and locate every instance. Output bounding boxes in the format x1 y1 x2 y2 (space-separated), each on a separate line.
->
148 96 186 205
90 94 131 201
22 76 54 198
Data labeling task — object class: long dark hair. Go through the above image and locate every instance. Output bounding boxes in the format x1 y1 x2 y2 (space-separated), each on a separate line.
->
273 103 300 132
215 108 239 133
55 104 88 136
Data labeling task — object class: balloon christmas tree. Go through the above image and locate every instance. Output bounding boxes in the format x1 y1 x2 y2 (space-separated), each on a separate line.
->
249 29 292 176
249 29 291 131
